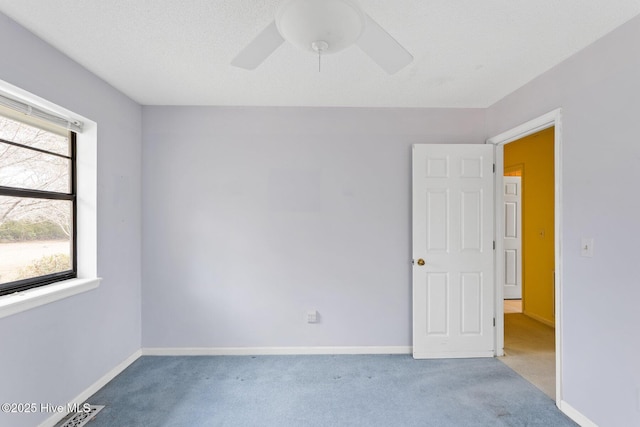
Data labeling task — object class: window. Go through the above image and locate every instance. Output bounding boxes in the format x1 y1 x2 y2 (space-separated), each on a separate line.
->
0 106 77 295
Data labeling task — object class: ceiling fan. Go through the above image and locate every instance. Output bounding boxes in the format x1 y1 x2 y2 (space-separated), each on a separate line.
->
231 0 413 74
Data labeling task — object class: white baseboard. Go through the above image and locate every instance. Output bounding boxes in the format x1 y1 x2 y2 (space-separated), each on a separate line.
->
38 349 142 427
142 346 412 356
559 400 598 427
523 310 555 328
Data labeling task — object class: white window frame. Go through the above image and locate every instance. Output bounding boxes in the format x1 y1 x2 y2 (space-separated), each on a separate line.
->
0 80 100 319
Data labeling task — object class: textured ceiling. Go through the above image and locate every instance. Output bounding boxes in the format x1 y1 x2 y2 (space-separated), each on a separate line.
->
1 1 639 107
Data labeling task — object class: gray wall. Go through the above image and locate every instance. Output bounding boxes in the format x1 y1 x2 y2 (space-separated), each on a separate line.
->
141 107 485 348
0 13 142 427
487 14 640 427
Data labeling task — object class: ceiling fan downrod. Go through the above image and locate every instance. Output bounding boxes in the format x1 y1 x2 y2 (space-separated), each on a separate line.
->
311 40 329 72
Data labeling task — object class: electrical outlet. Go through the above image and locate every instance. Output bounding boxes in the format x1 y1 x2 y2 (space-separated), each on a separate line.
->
306 310 318 323
580 238 594 257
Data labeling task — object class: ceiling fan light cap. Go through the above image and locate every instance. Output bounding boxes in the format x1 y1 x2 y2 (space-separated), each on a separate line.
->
276 0 365 54
311 40 329 53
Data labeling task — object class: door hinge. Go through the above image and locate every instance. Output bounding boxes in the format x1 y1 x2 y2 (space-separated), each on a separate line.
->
493 318 496 327
493 241 496 250
493 163 496 173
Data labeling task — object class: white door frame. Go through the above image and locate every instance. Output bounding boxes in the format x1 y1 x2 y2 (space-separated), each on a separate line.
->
486 108 563 405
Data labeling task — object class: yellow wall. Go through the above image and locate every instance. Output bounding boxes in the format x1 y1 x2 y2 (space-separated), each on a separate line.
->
504 127 555 326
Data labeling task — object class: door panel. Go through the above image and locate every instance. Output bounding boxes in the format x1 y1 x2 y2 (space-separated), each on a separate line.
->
412 144 495 359
461 272 482 334
426 273 449 335
426 190 449 251
461 190 482 251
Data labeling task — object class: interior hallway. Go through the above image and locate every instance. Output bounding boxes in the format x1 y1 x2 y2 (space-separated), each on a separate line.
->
500 300 556 399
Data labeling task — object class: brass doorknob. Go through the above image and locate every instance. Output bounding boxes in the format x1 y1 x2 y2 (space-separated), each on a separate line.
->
417 258 425 266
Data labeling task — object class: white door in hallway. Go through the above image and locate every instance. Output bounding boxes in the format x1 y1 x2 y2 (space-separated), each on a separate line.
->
412 144 495 359
503 176 522 299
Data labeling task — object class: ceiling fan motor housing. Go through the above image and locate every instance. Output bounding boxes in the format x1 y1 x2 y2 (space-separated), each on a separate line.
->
275 0 365 54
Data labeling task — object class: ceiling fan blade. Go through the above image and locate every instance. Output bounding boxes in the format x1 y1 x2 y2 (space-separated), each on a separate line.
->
356 14 413 75
231 21 285 70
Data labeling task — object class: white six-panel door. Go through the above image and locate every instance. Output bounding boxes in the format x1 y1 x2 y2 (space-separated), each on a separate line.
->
412 144 495 359
503 176 522 300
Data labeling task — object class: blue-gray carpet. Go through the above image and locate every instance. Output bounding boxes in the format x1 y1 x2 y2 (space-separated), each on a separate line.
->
85 355 577 426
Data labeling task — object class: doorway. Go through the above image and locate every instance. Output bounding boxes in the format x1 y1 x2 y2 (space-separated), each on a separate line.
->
487 109 563 405
500 127 556 399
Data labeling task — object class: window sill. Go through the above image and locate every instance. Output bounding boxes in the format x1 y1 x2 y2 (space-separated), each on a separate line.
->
0 277 101 320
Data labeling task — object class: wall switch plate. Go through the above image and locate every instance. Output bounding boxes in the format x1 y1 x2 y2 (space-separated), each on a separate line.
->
306 310 318 323
581 238 594 257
